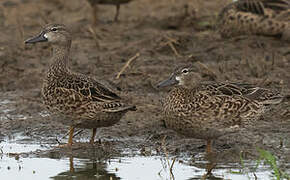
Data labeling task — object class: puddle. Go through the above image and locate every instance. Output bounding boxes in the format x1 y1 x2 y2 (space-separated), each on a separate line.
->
0 97 289 180
0 156 68 180
0 153 282 180
1 138 289 180
0 134 48 154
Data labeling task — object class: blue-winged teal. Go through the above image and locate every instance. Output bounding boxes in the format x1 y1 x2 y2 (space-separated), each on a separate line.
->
157 64 283 153
25 24 136 146
217 0 290 40
86 0 133 24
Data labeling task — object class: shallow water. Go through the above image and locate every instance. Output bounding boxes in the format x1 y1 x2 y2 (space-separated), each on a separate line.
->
0 137 287 180
0 98 289 180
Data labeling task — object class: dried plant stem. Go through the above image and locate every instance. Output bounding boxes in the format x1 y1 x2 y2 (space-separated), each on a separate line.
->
161 136 176 180
196 61 217 79
163 35 181 57
168 42 181 57
57 129 83 144
116 52 140 79
88 26 100 48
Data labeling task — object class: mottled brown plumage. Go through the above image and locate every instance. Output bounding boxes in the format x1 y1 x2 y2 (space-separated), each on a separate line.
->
157 64 283 153
217 0 290 40
25 24 136 146
86 0 133 24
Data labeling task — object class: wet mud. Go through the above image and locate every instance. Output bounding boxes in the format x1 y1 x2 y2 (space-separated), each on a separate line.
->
0 0 290 178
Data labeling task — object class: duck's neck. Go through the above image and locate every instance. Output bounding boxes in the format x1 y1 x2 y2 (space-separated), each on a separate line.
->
46 44 71 79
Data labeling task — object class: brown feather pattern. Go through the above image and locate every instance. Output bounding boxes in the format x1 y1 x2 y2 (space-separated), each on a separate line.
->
157 65 283 141
26 24 136 132
217 0 290 40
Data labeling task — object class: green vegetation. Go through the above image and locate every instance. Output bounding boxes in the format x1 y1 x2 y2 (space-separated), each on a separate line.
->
230 149 290 180
256 148 289 180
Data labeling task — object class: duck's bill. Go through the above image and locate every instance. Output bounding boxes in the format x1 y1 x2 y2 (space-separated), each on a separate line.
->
25 32 47 44
156 75 178 88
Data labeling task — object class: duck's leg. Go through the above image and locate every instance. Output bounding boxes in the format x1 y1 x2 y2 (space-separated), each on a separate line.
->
202 160 217 178
92 4 98 26
68 126 75 146
114 4 120 21
204 140 217 175
90 128 97 144
58 126 74 148
206 140 212 154
205 161 216 175
69 156 75 173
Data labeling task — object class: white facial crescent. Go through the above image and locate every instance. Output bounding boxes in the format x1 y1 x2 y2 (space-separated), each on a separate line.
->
175 76 184 85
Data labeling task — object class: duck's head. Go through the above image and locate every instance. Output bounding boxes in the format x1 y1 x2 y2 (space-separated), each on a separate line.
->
25 24 71 46
157 64 201 89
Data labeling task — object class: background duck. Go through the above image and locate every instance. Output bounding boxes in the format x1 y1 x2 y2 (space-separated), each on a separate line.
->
217 0 290 40
157 64 283 153
86 0 134 25
25 24 136 147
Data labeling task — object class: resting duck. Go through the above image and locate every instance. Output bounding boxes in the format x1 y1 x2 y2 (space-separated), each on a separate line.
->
217 0 290 40
157 64 283 153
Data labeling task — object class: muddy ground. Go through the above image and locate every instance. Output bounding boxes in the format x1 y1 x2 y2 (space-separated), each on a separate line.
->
0 0 290 167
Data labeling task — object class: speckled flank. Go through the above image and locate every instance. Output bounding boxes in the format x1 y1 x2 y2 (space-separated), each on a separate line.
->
217 0 290 40
157 64 283 152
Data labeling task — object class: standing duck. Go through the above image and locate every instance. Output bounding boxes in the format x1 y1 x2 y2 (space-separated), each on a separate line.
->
25 24 136 146
217 0 290 40
86 0 134 25
157 64 283 153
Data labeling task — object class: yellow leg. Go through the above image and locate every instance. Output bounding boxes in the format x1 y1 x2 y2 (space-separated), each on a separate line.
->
206 161 216 175
57 126 74 148
205 140 216 175
90 128 97 144
68 126 75 146
206 140 212 154
69 156 75 173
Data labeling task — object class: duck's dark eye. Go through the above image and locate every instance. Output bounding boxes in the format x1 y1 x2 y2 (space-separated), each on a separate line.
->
181 68 189 74
51 27 57 32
